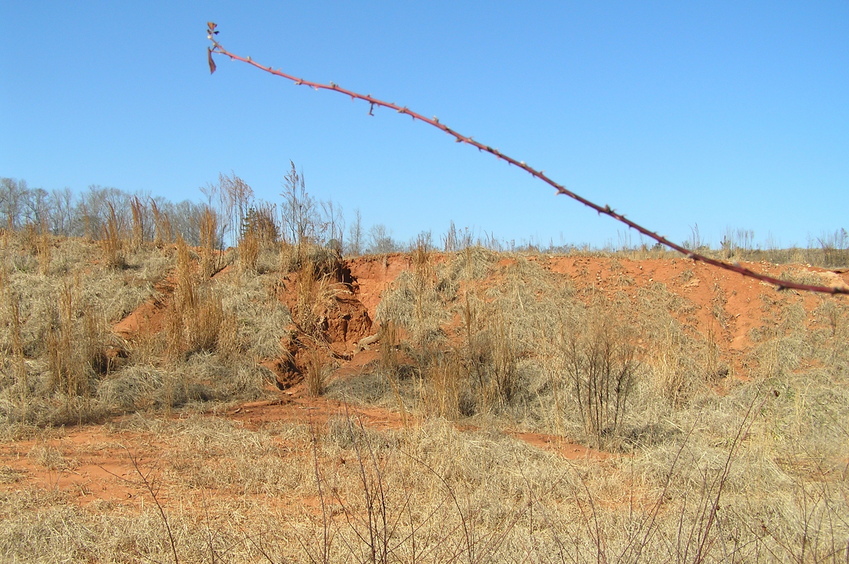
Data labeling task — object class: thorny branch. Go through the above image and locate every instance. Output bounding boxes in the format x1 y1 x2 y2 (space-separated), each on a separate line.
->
206 22 847 296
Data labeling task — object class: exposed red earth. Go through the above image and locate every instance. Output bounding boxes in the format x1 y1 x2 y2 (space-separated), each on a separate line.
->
2 253 846 508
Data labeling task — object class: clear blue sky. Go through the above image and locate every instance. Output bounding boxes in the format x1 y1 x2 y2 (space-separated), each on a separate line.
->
2 1 847 249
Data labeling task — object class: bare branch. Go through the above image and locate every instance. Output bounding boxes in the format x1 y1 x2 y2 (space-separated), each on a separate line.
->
207 23 848 296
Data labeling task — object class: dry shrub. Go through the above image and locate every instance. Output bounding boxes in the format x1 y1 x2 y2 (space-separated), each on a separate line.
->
561 307 638 446
198 206 218 278
151 200 173 247
46 280 111 397
238 228 260 273
164 237 235 361
129 196 145 251
101 202 125 269
305 348 327 397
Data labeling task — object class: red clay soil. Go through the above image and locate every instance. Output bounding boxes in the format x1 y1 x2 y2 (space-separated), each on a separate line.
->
3 253 845 508
110 251 849 423
112 276 175 340
0 426 164 508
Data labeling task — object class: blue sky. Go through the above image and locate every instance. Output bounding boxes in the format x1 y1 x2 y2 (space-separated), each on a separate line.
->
2 1 847 249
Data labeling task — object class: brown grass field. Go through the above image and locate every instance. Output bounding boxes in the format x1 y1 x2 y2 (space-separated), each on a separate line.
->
1 230 848 562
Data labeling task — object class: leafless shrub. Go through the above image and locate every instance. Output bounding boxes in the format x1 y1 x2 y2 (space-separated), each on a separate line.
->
559 307 638 447
817 228 849 268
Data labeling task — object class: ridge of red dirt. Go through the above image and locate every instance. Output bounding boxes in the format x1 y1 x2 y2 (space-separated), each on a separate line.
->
6 252 840 507
109 251 848 424
0 254 849 505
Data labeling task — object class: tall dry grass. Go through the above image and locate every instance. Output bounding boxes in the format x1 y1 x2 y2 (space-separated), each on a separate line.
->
4 404 847 562
161 237 236 361
0 219 848 561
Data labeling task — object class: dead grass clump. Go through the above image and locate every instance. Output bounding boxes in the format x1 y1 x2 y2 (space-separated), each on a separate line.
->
151 199 173 247
239 205 279 274
100 202 126 269
161 238 237 362
198 206 219 278
417 348 469 418
17 223 53 275
238 227 260 272
281 241 344 282
448 245 499 281
643 318 724 407
458 293 519 414
375 270 447 347
96 364 165 412
629 282 729 407
289 258 340 341
46 280 113 397
305 348 328 397
220 270 291 359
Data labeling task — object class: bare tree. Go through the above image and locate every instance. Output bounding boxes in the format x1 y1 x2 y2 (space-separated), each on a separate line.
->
48 188 75 236
280 161 319 250
201 172 254 247
367 224 398 254
347 208 363 256
0 177 27 231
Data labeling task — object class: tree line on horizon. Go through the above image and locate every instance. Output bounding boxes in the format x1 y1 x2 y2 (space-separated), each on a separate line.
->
2 171 847 265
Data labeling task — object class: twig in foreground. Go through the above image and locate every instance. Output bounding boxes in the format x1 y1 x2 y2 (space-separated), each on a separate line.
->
206 22 848 296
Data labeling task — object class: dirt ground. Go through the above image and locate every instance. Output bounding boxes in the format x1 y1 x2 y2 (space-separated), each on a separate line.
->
2 253 847 512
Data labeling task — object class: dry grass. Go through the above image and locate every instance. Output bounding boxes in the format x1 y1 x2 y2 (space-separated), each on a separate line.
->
0 232 269 429
305 348 328 397
1 227 848 561
2 407 847 562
